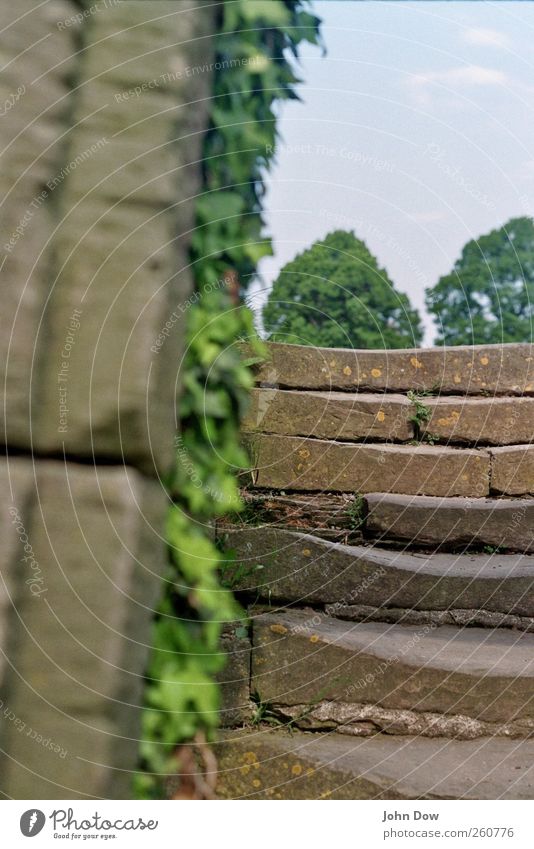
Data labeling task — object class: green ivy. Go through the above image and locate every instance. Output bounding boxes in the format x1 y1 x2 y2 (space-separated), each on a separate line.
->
136 0 321 798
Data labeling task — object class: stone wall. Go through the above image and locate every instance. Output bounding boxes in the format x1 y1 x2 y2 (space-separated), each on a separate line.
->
216 340 534 800
0 1 216 799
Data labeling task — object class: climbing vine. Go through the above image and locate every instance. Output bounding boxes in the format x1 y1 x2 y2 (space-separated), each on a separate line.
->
136 0 321 798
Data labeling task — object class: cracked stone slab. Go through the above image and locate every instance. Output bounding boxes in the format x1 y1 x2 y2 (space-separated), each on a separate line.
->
277 701 534 740
325 603 534 632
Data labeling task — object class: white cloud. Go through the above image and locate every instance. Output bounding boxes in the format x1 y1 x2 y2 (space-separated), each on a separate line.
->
462 28 511 49
411 65 508 89
406 64 508 107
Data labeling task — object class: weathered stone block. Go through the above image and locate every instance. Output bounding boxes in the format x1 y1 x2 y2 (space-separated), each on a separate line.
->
365 493 534 552
252 611 534 724
490 445 534 495
31 2 215 474
0 1 79 450
217 630 251 727
248 434 490 497
242 389 413 441
0 457 36 690
252 342 534 395
0 460 167 799
424 396 534 445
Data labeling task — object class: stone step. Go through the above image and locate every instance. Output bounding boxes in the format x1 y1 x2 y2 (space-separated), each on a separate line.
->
365 493 534 553
242 388 413 441
244 389 534 449
251 341 534 395
490 446 534 496
215 728 534 799
251 610 534 725
247 434 490 497
423 396 534 445
222 527 534 618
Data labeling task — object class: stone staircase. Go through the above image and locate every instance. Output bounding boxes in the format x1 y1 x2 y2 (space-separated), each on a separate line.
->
215 341 534 799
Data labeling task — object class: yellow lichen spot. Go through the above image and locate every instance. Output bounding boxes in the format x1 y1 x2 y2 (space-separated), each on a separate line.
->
329 360 337 368
243 751 258 764
480 355 489 366
437 411 460 427
306 767 315 776
371 367 382 378
461 474 469 481
291 764 303 776
309 634 319 643
302 548 311 556
270 623 288 635
298 448 310 459
376 411 386 422
410 356 423 369
252 779 262 788
453 374 461 384
240 765 251 775
343 365 352 376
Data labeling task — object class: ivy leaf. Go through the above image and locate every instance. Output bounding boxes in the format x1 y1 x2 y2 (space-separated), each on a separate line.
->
196 191 245 224
237 1 291 27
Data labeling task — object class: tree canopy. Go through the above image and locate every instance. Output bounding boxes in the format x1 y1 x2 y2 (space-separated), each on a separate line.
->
426 216 534 345
262 230 423 348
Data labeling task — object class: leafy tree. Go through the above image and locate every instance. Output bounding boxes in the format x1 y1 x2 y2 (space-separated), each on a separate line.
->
426 217 534 345
262 230 423 348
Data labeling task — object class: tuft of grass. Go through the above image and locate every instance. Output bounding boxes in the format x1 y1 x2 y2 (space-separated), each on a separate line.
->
250 692 284 727
219 558 264 590
407 390 438 444
346 493 366 531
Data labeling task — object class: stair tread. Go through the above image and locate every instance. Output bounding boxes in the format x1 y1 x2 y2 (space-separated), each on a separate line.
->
254 610 534 678
216 728 534 799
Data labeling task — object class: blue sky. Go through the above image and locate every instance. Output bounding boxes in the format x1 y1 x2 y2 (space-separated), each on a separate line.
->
249 1 534 344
